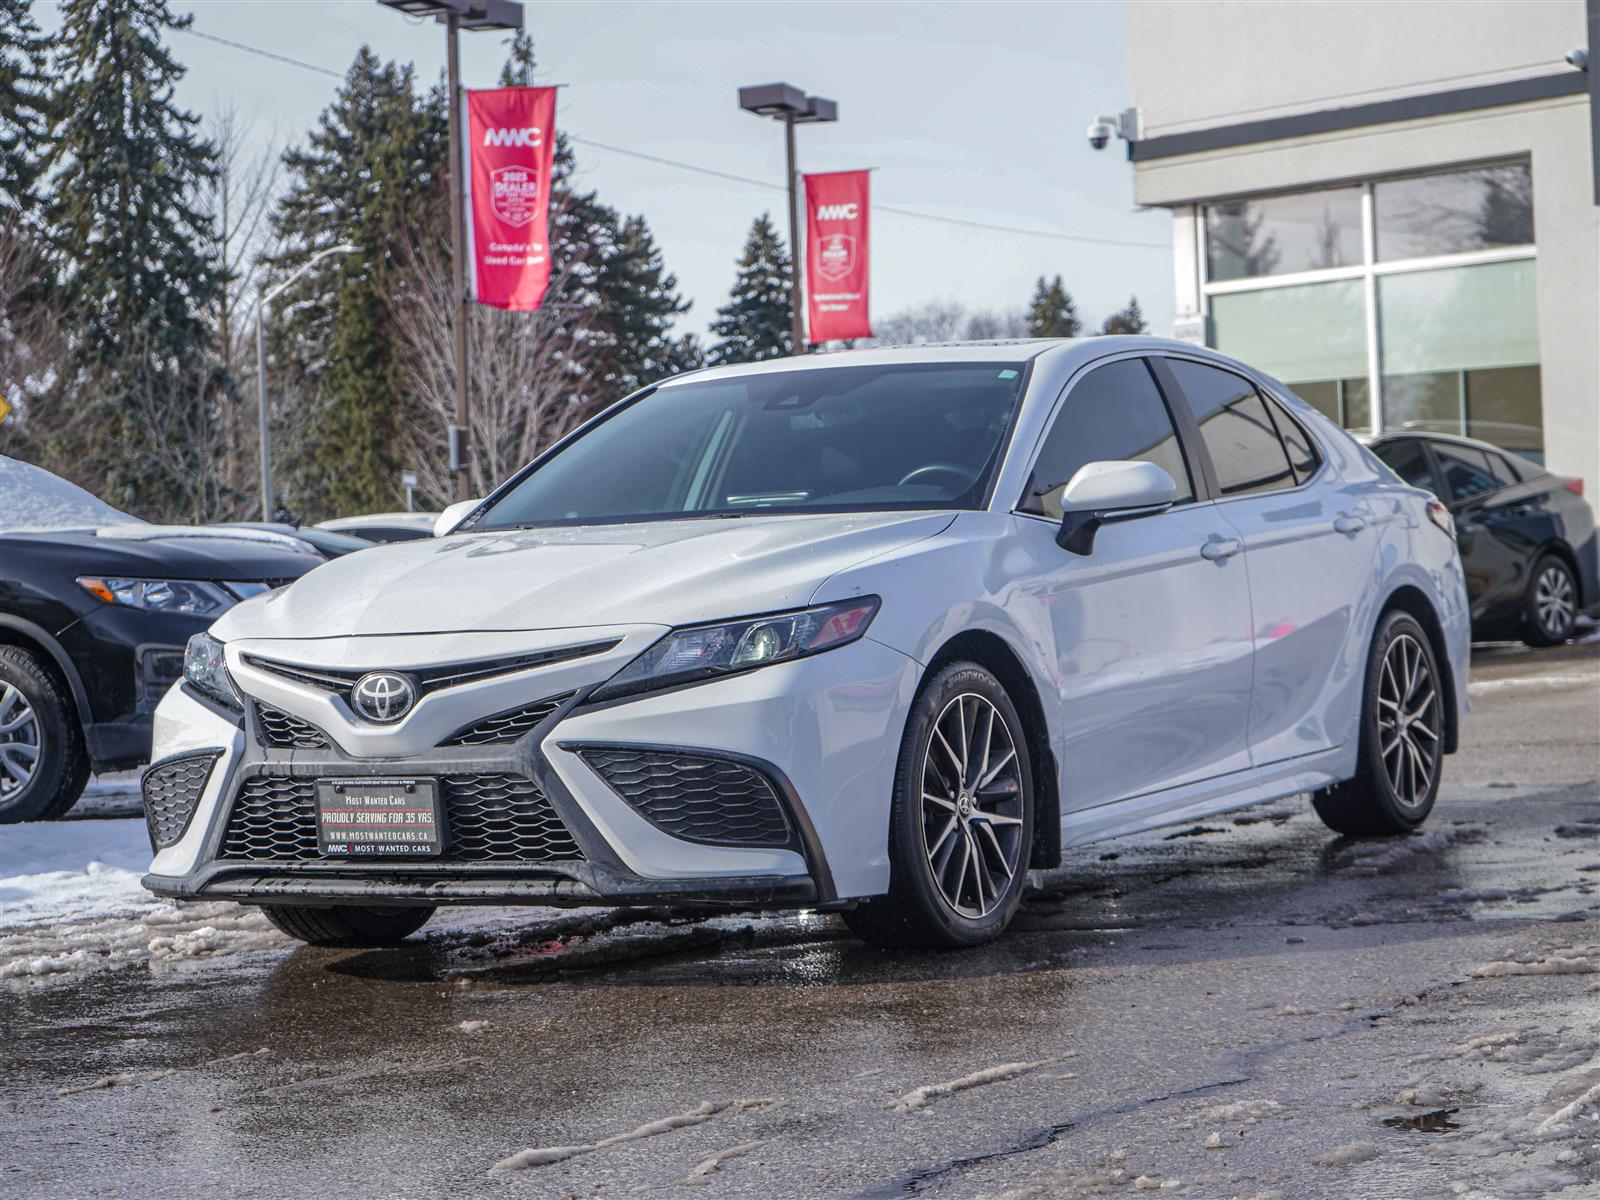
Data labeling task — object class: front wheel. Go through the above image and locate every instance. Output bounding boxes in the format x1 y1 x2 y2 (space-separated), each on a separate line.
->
843 661 1034 951
0 647 90 824
258 904 435 947
1522 553 1578 646
1313 611 1444 836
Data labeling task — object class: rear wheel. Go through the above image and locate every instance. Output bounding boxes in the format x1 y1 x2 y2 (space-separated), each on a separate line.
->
1522 553 1577 647
843 661 1033 950
259 904 435 947
0 647 89 824
1313 611 1443 836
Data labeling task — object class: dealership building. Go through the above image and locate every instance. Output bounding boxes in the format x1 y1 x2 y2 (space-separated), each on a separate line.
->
1120 0 1599 499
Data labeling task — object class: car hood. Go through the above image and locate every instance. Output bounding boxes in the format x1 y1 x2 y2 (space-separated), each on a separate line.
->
0 527 322 581
215 511 956 639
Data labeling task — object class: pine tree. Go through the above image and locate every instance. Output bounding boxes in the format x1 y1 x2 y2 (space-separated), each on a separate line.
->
41 0 224 513
267 46 447 518
1026 275 1080 339
708 214 793 364
600 214 700 391
1100 295 1147 335
0 0 50 219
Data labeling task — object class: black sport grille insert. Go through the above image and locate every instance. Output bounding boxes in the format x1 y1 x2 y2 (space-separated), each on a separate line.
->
255 704 330 749
442 692 572 746
142 751 221 849
576 747 793 848
219 773 583 863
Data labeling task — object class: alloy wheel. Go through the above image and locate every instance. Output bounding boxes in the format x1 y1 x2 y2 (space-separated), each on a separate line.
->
1375 633 1440 809
0 682 40 799
920 692 1025 918
1535 565 1575 638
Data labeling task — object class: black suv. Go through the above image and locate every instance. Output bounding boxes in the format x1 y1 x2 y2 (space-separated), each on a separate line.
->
1368 432 1598 645
0 458 322 822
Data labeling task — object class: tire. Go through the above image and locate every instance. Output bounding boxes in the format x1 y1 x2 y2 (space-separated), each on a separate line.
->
0 647 90 825
1521 553 1578 647
258 904 435 948
1313 611 1444 836
843 660 1034 951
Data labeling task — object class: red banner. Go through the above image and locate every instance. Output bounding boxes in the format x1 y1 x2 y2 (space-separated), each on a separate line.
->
464 86 558 311
803 170 871 342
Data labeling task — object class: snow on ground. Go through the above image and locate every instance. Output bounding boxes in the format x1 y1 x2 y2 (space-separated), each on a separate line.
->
0 816 156 928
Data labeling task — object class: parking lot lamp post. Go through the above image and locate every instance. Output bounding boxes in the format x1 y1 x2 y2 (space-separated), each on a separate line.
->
737 84 839 353
255 243 358 520
377 0 525 501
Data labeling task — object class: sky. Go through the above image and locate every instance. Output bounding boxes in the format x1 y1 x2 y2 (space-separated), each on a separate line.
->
34 0 1173 339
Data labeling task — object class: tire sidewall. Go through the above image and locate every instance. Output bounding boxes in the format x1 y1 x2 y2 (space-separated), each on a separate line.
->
0 652 66 823
891 661 1034 947
1526 554 1576 645
1357 612 1442 828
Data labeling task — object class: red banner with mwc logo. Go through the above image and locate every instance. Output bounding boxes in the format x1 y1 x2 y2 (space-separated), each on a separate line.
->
803 170 871 342
464 87 558 311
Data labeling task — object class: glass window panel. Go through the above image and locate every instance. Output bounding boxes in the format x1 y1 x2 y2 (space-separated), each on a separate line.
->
1342 378 1372 431
1210 279 1367 381
1264 397 1320 483
1481 451 1520 490
1464 365 1542 457
1169 360 1297 497
1292 380 1339 425
1433 442 1503 503
1375 163 1533 260
1024 359 1194 519
1205 187 1362 281
1373 440 1440 497
1378 259 1538 376
1383 370 1462 437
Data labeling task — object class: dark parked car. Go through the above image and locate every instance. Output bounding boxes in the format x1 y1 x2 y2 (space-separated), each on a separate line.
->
0 457 323 822
1367 432 1598 645
313 512 438 544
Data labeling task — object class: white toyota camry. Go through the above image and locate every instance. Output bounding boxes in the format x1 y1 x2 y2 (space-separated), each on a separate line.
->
142 338 1470 950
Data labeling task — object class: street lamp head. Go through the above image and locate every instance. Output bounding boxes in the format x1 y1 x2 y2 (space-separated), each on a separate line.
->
375 0 523 29
739 82 808 118
793 96 838 125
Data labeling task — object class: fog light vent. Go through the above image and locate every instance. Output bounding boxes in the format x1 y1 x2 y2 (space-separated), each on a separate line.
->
142 750 222 849
576 747 794 848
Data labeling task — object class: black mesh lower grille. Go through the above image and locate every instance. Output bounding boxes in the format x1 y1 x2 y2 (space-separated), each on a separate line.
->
142 751 221 849
219 772 582 863
255 705 330 749
442 692 571 746
577 747 793 848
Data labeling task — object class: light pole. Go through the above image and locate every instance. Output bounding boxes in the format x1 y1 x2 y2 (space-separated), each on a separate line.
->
255 243 358 520
738 83 838 354
378 0 525 502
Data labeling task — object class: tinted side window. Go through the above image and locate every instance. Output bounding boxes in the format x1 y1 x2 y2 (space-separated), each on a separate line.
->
1482 451 1520 490
1374 440 1439 496
1433 443 1502 502
1168 360 1296 497
1023 359 1195 519
1264 396 1321 483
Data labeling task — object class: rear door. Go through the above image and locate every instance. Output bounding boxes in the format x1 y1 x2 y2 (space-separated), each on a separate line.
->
1159 356 1381 767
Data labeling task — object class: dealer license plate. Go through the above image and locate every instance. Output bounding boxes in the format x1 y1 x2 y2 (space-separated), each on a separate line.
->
315 778 443 858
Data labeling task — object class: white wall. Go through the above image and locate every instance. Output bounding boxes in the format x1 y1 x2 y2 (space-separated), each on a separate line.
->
1127 0 1587 137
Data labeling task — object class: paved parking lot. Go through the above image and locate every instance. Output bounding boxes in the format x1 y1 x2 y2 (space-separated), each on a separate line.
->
3 638 1598 1199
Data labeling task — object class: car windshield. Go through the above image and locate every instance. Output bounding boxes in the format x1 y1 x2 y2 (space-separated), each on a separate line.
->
475 362 1027 528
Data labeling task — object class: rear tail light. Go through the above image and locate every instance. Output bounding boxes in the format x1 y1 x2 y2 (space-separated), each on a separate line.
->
1426 499 1455 540
1562 478 1584 497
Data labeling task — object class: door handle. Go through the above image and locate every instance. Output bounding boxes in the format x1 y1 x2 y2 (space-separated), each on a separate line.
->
1333 513 1367 535
1200 535 1243 562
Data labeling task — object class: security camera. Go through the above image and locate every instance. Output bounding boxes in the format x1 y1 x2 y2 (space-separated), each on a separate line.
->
1087 120 1115 151
1566 47 1588 71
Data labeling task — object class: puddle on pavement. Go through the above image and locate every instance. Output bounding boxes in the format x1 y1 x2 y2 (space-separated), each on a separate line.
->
1382 1107 1461 1133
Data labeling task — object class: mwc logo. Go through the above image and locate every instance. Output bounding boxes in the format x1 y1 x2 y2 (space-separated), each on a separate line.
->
483 126 543 148
815 203 859 222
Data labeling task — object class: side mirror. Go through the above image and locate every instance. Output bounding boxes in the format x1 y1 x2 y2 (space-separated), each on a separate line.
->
433 498 481 538
1054 461 1177 555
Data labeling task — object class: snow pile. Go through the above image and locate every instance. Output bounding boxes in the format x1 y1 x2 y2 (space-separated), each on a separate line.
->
890 1060 1046 1113
1310 1142 1378 1167
1473 947 1599 979
488 1097 780 1174
1174 1097 1284 1132
1395 1079 1482 1107
676 1140 765 1186
0 817 157 928
1420 1028 1597 1075
95 523 316 555
0 453 139 531
1330 830 1452 876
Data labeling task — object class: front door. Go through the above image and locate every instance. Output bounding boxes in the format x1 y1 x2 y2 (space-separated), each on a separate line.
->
1010 357 1254 813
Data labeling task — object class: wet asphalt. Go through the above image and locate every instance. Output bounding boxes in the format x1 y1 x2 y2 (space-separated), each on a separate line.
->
4 639 1598 1200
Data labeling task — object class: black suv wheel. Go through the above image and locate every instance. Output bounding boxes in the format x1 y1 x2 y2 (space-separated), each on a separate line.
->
0 647 90 824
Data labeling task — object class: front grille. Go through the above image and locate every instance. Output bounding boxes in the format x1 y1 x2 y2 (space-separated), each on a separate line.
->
219 772 582 863
142 751 221 849
577 747 793 848
255 705 330 749
442 692 571 746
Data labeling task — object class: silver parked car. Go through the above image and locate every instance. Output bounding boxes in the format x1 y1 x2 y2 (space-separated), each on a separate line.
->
142 338 1470 950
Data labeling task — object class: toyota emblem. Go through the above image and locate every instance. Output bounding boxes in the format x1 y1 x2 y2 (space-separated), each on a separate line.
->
350 672 417 724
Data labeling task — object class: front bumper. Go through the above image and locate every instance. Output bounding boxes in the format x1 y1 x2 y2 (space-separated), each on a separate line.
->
141 630 919 908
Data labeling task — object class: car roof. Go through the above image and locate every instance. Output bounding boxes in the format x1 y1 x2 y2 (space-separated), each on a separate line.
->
1362 428 1546 459
315 512 437 531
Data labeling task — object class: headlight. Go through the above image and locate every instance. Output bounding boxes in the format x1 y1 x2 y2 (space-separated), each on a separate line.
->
182 632 242 710
592 596 881 702
77 577 235 617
